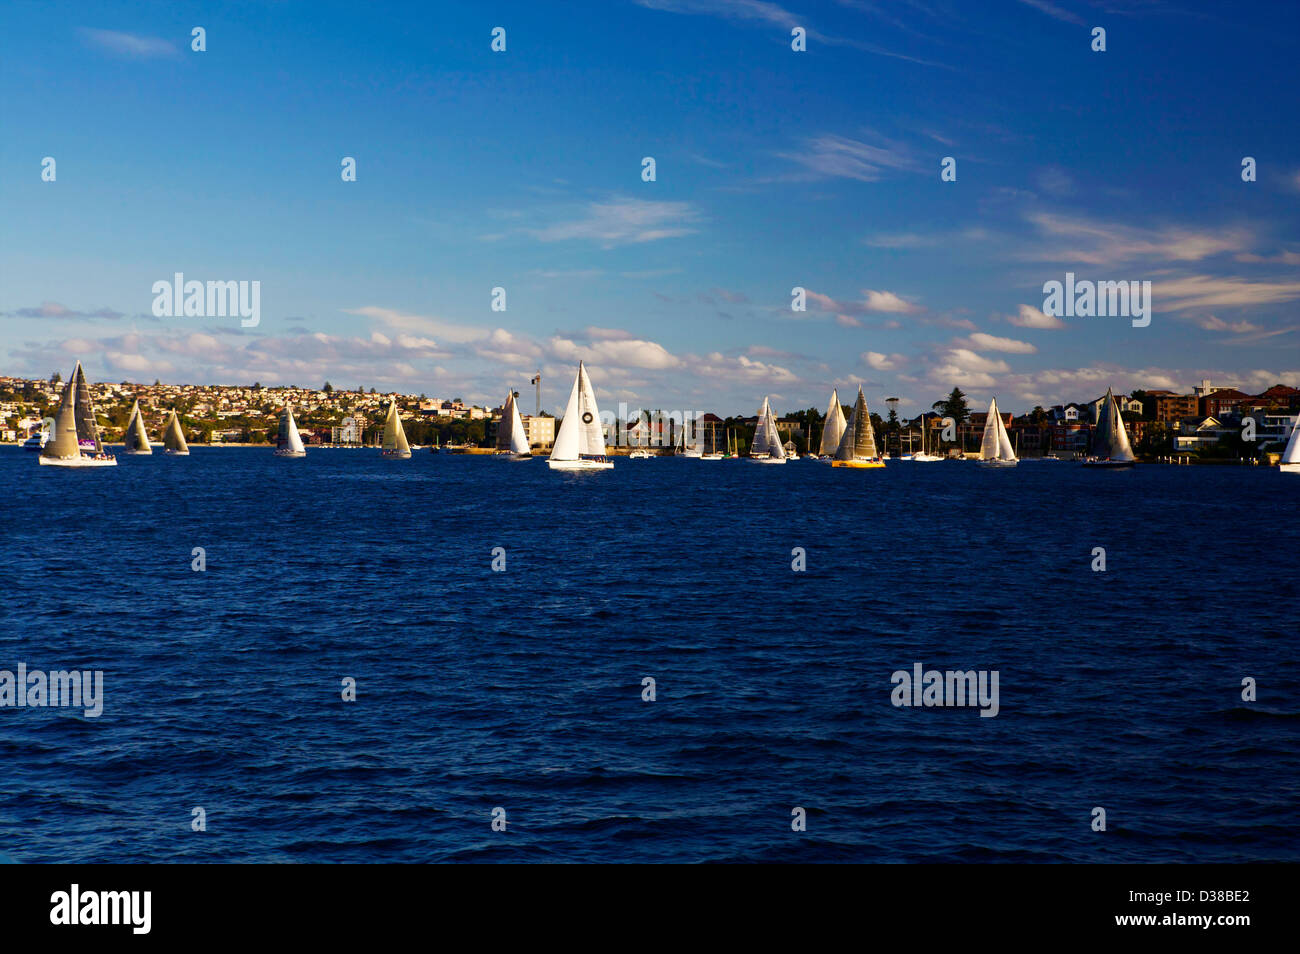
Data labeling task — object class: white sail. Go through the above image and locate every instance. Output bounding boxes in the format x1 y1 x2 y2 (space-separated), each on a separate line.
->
509 395 530 455
820 388 846 456
550 362 606 461
1281 414 1300 464
765 402 786 459
125 399 152 454
980 398 1017 461
278 404 306 455
1093 388 1135 462
752 397 779 457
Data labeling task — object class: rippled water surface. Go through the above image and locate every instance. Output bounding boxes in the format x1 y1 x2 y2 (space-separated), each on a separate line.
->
1 447 1296 862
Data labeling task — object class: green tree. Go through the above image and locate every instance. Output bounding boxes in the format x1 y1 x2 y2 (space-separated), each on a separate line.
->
933 388 969 424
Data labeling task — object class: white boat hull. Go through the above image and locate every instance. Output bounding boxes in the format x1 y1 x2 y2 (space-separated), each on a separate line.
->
1082 458 1136 468
122 449 152 455
274 449 306 458
977 458 1018 467
750 456 787 464
165 449 190 456
381 449 412 459
38 455 117 467
548 458 613 471
1279 462 1300 473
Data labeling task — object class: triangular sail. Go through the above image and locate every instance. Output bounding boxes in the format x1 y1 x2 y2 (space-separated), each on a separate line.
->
382 399 410 453
981 398 1016 461
835 387 878 460
41 378 81 459
164 410 189 452
549 362 606 461
820 388 846 456
1093 388 1135 461
278 405 305 453
125 399 152 453
72 363 103 453
1282 414 1300 464
751 397 776 456
765 402 786 459
509 394 530 455
496 393 516 451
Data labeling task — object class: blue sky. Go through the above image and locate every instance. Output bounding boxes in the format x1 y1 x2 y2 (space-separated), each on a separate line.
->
2 0 1298 416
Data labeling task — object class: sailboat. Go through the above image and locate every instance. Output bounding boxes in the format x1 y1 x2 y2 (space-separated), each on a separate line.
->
1278 413 1300 473
275 403 307 457
1082 388 1136 468
163 409 190 455
831 386 884 468
494 391 531 460
701 420 723 460
38 363 117 467
380 398 412 459
628 418 653 460
548 361 613 470
749 397 787 464
819 388 846 462
122 399 153 455
977 398 1017 467
680 418 703 458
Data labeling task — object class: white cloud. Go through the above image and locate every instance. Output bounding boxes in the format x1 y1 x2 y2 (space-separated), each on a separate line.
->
962 333 1037 354
1006 304 1065 329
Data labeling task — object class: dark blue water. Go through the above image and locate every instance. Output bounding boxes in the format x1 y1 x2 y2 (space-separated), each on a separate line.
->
1 447 1296 862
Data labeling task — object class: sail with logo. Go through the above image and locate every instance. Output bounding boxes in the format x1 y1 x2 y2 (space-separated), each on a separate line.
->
123 399 152 454
1083 388 1136 468
832 386 884 469
548 361 612 470
380 399 412 458
977 397 1017 466
275 403 307 457
38 362 116 467
495 391 531 460
163 410 190 455
749 396 786 464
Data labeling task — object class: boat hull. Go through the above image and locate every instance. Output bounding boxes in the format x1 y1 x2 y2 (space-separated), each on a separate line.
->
977 459 1018 467
274 449 306 458
832 459 885 469
165 449 189 456
548 458 613 471
381 449 412 459
750 457 786 464
1279 462 1300 473
122 449 152 455
38 455 117 467
1082 459 1136 468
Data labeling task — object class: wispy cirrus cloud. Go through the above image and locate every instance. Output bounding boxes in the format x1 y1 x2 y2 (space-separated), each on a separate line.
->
1024 212 1251 265
1015 0 1085 25
78 28 180 59
633 0 949 65
777 133 922 182
525 197 700 247
3 301 125 320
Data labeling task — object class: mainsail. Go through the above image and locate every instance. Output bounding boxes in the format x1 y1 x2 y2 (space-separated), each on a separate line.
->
980 398 1017 461
163 410 189 453
125 399 152 453
820 388 846 456
1281 414 1300 465
41 379 81 460
71 362 103 453
1092 388 1135 461
834 386 879 460
382 399 411 455
278 404 306 453
751 397 782 457
549 362 607 461
496 391 530 455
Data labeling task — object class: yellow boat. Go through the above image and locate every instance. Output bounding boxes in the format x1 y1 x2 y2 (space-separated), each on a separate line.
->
829 386 885 469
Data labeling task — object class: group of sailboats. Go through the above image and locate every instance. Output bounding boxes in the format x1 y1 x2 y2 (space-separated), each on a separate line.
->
39 362 188 467
830 387 884 468
1081 387 1136 468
